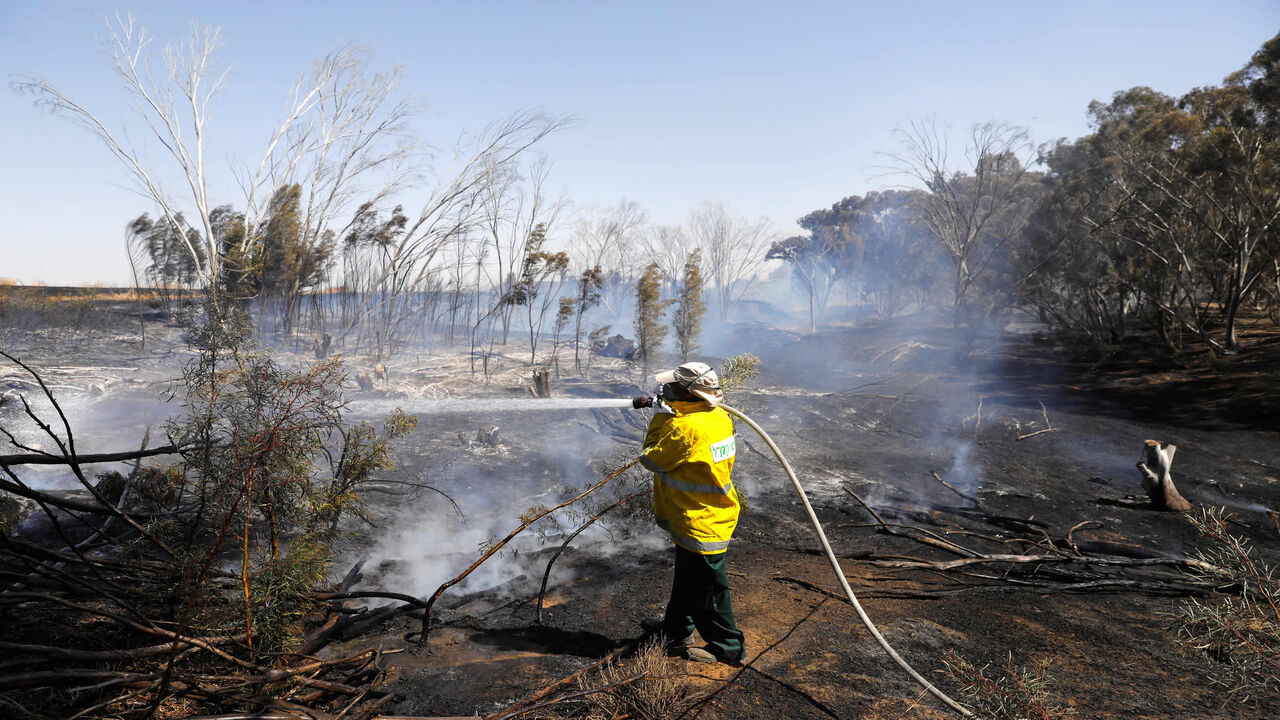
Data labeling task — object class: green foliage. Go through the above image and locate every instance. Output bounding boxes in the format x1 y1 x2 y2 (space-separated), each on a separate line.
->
634 262 673 379
309 408 416 533
1022 33 1280 353
127 211 208 289
501 223 571 364
157 294 416 658
718 353 761 396
1172 507 1280 702
245 534 329 654
573 265 606 376
673 249 707 361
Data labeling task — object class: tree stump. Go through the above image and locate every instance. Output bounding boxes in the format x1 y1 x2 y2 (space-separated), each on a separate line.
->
1137 440 1192 512
355 372 374 392
313 333 332 359
475 426 501 447
532 369 551 398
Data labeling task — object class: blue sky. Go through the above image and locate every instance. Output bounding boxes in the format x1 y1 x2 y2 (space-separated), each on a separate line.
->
2 1 1278 285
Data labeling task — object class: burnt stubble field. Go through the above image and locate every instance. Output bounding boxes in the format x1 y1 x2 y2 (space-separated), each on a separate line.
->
3 292 1278 719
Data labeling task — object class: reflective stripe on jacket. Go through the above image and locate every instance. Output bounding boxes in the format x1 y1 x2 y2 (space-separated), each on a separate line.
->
640 400 739 555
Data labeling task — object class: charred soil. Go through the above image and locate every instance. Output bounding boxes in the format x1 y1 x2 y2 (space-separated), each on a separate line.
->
3 300 1279 719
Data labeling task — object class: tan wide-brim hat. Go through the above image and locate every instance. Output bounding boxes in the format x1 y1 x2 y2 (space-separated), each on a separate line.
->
655 361 723 406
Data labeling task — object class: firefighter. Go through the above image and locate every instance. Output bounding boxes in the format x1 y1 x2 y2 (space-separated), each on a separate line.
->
639 361 745 665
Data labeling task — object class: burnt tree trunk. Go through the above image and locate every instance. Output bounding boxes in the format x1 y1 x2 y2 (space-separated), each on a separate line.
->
532 368 551 398
312 333 332 359
1137 440 1192 512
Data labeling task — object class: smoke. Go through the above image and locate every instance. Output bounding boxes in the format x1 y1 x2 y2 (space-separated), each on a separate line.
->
0 387 173 490
344 398 666 605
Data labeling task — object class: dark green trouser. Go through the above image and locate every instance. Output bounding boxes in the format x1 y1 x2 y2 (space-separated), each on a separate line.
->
662 545 745 662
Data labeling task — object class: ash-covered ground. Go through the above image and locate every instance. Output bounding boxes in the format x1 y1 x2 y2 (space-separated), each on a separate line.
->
4 303 1279 719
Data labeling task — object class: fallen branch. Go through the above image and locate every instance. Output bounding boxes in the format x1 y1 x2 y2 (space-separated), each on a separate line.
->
842 486 979 558
536 489 651 623
416 458 640 641
0 445 186 467
930 470 984 510
863 552 1221 575
1015 400 1056 441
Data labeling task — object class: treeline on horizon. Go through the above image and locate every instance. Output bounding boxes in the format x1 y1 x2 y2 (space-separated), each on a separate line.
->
775 30 1280 355
110 29 1280 360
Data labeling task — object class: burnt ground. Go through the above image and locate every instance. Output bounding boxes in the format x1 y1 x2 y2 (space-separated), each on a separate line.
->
3 298 1280 718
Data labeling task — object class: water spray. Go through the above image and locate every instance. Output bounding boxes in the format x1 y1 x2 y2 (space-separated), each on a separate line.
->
631 393 973 717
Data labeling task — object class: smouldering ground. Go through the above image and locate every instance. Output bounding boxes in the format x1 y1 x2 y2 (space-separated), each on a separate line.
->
4 299 1280 718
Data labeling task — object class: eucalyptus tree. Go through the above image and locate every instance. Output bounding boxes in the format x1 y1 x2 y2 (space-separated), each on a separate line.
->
890 119 1038 333
634 263 672 380
767 235 832 334
572 200 648 315
571 265 605 375
500 223 571 364
1087 72 1280 353
673 249 707 360
17 16 415 293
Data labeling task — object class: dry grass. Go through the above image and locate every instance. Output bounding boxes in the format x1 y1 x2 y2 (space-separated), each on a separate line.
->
1172 507 1280 703
573 640 704 720
511 640 704 719
941 651 1074 720
0 284 168 329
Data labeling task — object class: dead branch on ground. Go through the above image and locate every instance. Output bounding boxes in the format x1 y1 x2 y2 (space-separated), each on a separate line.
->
535 489 651 623
416 458 640 640
835 482 1226 602
1015 401 1057 441
930 470 985 511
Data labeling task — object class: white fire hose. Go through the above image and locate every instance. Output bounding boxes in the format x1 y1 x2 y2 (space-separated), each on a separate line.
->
721 404 973 717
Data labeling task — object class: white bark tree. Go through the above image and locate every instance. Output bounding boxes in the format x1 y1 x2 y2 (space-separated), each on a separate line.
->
688 202 776 320
16 16 419 294
571 200 648 315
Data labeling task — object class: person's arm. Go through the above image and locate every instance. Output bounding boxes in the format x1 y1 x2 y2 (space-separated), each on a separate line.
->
642 411 674 450
640 420 690 473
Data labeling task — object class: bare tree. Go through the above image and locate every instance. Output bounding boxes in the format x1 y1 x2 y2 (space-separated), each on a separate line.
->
643 224 695 296
16 16 418 297
238 48 418 330
688 202 776 320
332 110 569 353
572 200 648 314
889 118 1037 330
475 155 567 343
16 16 227 285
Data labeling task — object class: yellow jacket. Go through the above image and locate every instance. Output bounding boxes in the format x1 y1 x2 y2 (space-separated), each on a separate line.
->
640 400 739 554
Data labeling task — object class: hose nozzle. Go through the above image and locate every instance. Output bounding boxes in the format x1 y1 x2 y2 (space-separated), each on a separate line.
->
631 395 654 409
